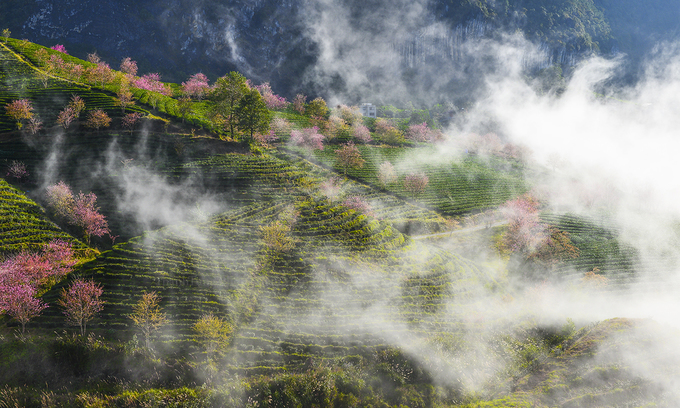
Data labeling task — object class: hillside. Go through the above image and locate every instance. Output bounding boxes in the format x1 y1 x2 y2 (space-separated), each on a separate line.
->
2 0 679 100
0 37 676 407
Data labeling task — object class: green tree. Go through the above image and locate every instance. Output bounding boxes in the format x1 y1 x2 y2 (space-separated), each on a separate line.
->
208 71 249 139
305 97 329 119
235 88 271 144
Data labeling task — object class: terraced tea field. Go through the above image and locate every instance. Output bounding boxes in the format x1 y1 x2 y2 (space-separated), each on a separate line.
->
0 178 81 255
303 144 527 216
177 151 452 234
540 213 640 287
39 197 499 375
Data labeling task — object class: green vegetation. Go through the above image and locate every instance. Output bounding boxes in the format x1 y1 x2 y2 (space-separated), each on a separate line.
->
304 144 526 216
0 38 664 407
0 179 82 255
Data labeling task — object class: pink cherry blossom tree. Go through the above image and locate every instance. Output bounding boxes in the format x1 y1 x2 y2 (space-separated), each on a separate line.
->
46 181 75 220
56 106 77 129
88 62 115 87
46 182 110 244
5 99 35 129
119 57 138 76
335 141 365 174
290 126 325 150
342 195 373 216
0 240 76 334
87 52 101 64
73 192 110 244
181 73 210 100
27 116 43 134
352 123 372 143
50 44 68 54
0 284 48 334
270 117 293 136
122 112 143 134
406 122 430 142
293 94 306 114
403 172 429 198
0 240 76 290
377 161 397 188
134 73 172 96
58 279 105 336
254 130 279 145
6 160 28 182
501 194 546 255
254 82 288 110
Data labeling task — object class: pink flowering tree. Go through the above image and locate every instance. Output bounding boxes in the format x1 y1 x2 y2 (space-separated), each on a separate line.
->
50 44 68 54
254 82 288 110
335 141 365 175
46 182 110 244
290 126 325 151
270 117 293 136
120 57 138 76
377 161 397 188
0 240 76 334
406 122 430 142
85 109 111 132
1 240 76 290
87 52 101 64
5 99 35 129
57 106 77 129
403 172 429 198
501 195 579 276
64 62 84 81
342 195 373 216
6 160 29 182
319 177 344 204
181 73 210 100
46 181 75 219
88 62 115 87
58 279 105 336
46 54 65 76
69 95 86 116
134 73 172 96
122 112 143 134
0 285 48 334
254 130 279 145
352 123 372 143
27 116 43 134
293 94 306 114
73 192 110 244
501 195 545 255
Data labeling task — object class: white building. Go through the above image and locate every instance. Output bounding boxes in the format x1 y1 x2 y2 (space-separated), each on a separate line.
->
359 103 377 118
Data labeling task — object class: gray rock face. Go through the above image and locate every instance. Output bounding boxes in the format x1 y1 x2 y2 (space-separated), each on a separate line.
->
2 0 678 101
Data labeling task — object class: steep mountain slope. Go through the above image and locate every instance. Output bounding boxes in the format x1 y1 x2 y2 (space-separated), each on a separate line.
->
2 0 678 100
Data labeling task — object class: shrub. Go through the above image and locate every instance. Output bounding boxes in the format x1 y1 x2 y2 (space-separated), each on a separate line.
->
6 161 28 182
